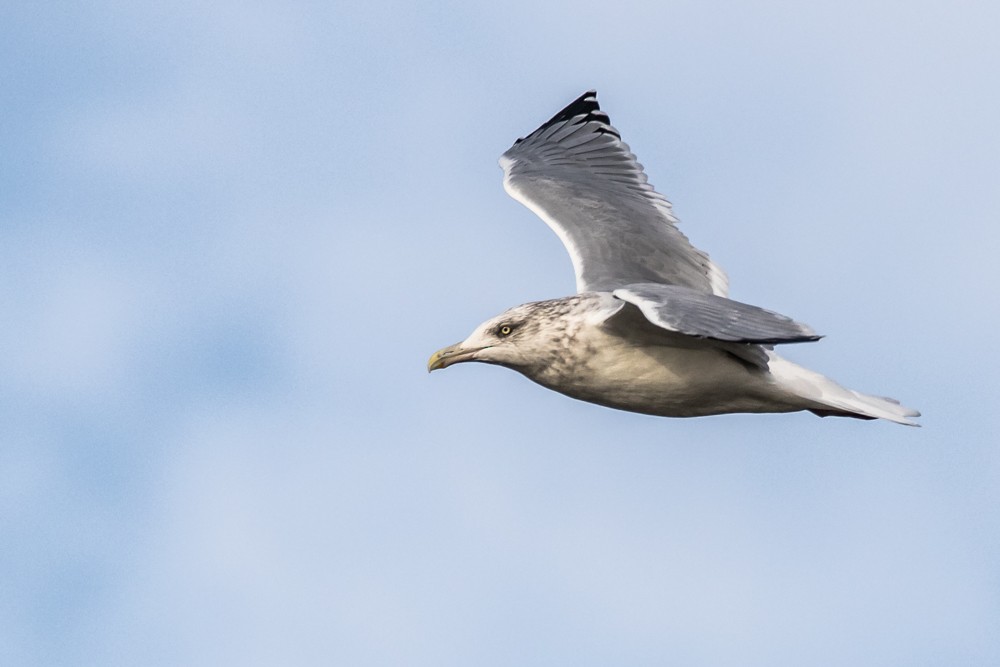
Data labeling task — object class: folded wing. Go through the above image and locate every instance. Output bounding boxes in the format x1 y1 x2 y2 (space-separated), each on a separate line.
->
500 90 728 296
613 283 821 344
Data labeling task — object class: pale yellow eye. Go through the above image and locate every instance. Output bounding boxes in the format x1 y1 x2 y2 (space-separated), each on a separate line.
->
499 325 512 336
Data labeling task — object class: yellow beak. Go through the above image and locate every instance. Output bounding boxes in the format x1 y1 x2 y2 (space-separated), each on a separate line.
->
427 343 485 372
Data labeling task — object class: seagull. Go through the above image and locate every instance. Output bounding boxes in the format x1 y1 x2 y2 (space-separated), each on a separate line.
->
428 91 919 425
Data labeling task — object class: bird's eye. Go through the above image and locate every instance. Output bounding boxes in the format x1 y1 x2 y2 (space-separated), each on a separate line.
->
499 324 512 336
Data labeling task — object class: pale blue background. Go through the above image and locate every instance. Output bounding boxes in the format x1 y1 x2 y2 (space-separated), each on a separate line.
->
2 2 998 665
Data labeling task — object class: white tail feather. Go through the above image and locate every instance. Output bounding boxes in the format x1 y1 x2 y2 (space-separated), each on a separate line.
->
766 351 921 426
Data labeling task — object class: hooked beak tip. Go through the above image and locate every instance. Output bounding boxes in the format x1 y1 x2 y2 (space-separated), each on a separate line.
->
427 343 484 372
427 344 457 372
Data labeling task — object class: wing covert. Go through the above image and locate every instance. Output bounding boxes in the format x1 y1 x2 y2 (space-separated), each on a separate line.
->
613 283 821 344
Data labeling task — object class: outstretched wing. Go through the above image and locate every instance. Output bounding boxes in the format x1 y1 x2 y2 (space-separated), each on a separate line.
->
500 90 728 296
613 283 821 344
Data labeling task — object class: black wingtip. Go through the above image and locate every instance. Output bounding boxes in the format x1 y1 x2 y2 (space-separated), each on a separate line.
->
514 89 620 145
547 90 601 126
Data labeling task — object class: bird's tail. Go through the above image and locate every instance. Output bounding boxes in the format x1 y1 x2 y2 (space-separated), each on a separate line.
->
766 352 921 426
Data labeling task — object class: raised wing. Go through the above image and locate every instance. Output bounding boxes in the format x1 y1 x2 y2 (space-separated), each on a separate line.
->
613 283 821 344
500 90 728 296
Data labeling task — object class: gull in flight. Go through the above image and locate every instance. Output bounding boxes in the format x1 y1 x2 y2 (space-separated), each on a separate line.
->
428 91 919 425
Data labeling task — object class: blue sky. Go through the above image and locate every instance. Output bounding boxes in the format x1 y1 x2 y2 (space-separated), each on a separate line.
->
2 1 998 665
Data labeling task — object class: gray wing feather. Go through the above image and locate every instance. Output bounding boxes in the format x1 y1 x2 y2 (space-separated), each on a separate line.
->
500 91 728 296
613 283 822 344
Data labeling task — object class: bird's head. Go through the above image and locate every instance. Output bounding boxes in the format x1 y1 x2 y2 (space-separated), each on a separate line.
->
428 297 591 373
427 303 542 372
